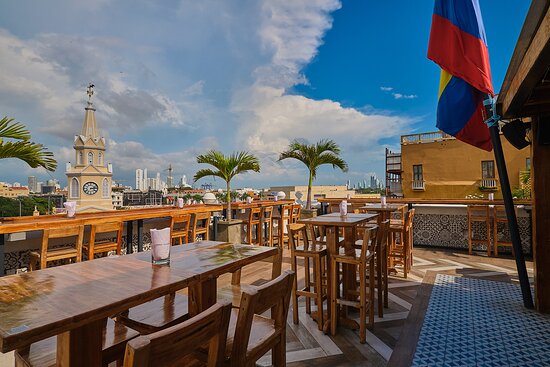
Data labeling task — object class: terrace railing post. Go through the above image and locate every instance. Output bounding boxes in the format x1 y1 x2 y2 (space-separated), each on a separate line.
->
126 220 134 254
489 124 534 309
137 219 143 252
0 234 4 276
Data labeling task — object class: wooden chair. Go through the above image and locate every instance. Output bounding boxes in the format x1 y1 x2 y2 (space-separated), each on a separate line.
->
83 221 123 260
244 207 262 245
272 204 292 248
330 226 377 343
287 223 327 330
290 204 301 223
225 270 295 367
493 205 514 256
15 318 139 367
29 225 84 271
467 205 491 255
261 206 274 247
170 213 191 245
388 209 415 278
123 301 232 367
116 293 191 334
190 212 211 241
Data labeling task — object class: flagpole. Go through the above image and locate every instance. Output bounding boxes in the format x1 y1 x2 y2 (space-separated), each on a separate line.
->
485 97 534 309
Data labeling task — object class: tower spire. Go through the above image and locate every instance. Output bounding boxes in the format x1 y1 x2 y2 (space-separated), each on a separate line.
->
81 83 99 139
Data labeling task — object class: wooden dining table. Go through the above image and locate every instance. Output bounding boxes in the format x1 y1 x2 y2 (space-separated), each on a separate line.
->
359 203 406 223
0 205 223 275
0 240 276 366
297 213 378 334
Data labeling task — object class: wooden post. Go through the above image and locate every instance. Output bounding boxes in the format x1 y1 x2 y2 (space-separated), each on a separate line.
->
531 116 550 313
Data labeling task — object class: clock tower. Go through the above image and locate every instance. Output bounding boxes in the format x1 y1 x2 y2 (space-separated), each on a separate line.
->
66 84 113 212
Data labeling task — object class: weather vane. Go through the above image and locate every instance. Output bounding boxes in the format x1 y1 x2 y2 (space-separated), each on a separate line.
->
86 83 95 101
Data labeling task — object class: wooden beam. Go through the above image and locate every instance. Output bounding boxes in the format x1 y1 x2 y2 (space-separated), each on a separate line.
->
531 116 550 313
499 5 550 118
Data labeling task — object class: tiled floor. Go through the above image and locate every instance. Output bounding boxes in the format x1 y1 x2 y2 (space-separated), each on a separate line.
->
412 274 550 367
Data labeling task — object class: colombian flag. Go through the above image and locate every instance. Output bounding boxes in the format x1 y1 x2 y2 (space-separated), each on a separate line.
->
428 0 493 151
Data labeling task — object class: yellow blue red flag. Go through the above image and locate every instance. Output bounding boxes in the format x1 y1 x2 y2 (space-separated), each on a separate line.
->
428 0 494 151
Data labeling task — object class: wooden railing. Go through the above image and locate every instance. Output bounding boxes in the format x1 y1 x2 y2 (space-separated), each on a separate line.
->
318 197 531 206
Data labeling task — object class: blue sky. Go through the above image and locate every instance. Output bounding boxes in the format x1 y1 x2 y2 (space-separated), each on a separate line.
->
0 0 529 189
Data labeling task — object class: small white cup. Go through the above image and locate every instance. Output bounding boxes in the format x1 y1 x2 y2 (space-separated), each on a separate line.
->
177 198 184 208
380 196 387 206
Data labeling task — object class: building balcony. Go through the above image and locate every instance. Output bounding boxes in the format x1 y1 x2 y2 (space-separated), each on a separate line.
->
479 178 498 190
412 179 425 190
401 131 455 145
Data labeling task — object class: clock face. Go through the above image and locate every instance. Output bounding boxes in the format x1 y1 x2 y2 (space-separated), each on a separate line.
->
83 181 99 195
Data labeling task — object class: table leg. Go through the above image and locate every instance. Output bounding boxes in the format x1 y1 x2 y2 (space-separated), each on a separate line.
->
137 219 143 252
126 220 134 254
189 276 217 316
57 318 104 367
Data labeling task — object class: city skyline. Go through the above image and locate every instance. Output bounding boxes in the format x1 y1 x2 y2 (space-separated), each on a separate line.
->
0 1 529 187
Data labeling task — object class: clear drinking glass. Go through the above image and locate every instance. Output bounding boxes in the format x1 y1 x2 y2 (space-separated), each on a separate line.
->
151 242 171 265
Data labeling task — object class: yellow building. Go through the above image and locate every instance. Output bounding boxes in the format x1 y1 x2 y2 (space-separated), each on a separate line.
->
0 184 29 198
66 85 113 212
394 131 530 199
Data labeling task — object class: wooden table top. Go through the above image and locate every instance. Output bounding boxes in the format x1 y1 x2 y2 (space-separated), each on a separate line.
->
298 213 377 227
0 204 223 234
0 240 276 352
360 203 406 212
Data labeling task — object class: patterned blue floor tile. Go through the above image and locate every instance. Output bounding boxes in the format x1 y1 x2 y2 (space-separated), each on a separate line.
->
411 275 550 367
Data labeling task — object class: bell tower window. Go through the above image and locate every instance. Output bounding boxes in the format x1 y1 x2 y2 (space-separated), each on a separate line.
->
88 152 93 165
102 178 109 198
70 178 80 198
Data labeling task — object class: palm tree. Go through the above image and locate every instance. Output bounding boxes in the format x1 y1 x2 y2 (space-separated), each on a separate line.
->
279 139 348 209
194 151 260 220
0 117 57 171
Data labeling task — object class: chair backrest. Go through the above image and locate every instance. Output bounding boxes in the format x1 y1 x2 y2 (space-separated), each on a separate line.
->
468 204 489 219
171 213 191 232
262 206 273 221
279 204 292 219
406 208 416 231
361 225 378 259
493 205 509 221
192 212 211 230
248 207 262 223
287 223 310 252
42 225 84 256
90 221 123 250
230 270 295 366
391 205 406 224
291 204 301 223
123 301 232 367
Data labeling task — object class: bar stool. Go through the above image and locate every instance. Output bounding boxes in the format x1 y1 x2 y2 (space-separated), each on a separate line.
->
493 205 514 256
287 223 327 330
244 207 262 245
190 212 211 241
273 204 292 248
261 206 274 246
83 221 123 260
291 204 302 223
467 204 491 255
170 213 191 245
29 225 84 271
372 220 389 317
388 209 415 278
331 225 377 343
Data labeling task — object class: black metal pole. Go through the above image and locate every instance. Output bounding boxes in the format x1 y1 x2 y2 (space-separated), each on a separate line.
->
489 125 534 308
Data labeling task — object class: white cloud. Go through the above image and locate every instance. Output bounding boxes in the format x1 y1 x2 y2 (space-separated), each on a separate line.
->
392 93 418 100
380 86 394 91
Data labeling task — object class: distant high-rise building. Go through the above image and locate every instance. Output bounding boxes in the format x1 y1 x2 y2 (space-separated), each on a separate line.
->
28 176 37 193
136 169 143 190
144 168 148 188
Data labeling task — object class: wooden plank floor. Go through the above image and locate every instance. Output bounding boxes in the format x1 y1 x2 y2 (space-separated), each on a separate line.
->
215 247 533 367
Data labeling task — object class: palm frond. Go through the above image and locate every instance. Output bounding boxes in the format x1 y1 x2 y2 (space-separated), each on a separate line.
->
193 168 226 182
0 117 31 141
0 141 57 171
